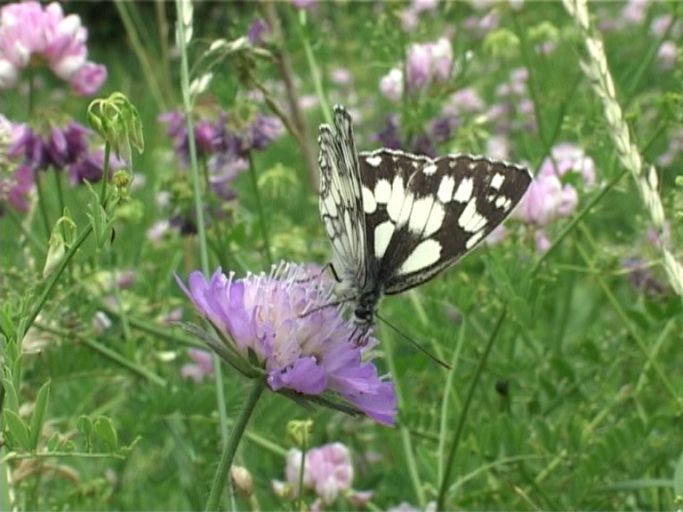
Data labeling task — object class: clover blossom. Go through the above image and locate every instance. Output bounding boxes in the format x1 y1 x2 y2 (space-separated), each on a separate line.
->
0 1 106 95
10 119 122 184
177 263 396 426
285 442 354 504
514 142 595 251
0 115 33 212
159 108 283 203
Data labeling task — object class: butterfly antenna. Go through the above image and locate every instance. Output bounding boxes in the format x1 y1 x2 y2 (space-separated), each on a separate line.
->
376 313 452 370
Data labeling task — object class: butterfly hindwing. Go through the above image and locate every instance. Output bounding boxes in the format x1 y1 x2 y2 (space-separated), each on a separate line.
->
358 149 532 295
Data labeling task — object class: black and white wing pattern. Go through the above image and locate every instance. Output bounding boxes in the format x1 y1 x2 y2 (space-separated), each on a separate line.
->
318 107 367 294
357 149 532 295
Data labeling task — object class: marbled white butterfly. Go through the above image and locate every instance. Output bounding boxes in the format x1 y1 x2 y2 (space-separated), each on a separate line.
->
318 105 532 340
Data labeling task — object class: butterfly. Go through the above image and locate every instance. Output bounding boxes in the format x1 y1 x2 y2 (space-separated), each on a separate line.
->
318 105 532 340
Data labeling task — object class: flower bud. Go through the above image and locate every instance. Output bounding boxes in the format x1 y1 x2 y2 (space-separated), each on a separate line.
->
230 465 253 498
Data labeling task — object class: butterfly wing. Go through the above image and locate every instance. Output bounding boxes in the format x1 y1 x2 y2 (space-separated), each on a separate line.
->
358 149 532 295
318 106 368 291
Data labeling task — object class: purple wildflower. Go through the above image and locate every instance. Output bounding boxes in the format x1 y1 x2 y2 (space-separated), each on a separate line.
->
0 1 106 95
284 443 354 504
176 263 397 426
247 19 270 45
248 114 284 150
181 348 215 384
657 41 677 69
406 38 453 91
0 115 34 212
379 67 404 102
45 121 90 168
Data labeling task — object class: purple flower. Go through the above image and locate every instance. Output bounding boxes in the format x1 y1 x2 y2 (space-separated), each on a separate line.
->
291 0 318 9
247 19 269 45
0 1 106 95
379 67 404 102
330 67 352 87
0 163 33 212
45 122 90 168
514 172 577 227
621 0 649 24
373 114 402 150
67 148 123 185
540 142 596 186
284 442 354 504
176 263 397 425
657 40 677 69
181 348 215 384
0 115 34 212
406 38 453 91
248 114 284 150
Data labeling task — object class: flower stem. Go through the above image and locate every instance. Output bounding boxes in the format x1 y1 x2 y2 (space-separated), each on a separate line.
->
247 153 272 265
204 379 266 512
436 308 507 510
25 224 93 334
175 0 229 449
99 143 111 206
34 169 51 239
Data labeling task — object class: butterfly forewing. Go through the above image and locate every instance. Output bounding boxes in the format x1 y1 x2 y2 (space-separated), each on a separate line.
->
318 108 367 291
358 149 532 295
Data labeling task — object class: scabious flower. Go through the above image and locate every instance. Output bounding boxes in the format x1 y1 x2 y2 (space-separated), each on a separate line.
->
181 348 215 384
177 263 397 425
0 1 106 95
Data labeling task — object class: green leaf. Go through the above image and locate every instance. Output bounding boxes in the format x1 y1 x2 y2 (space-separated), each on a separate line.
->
77 415 93 451
4 410 31 451
46 432 60 451
93 417 118 449
1 377 18 413
29 380 51 450
674 450 683 498
0 305 16 341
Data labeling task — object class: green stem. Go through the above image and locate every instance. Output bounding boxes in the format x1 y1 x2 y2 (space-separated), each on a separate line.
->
438 319 467 484
298 14 331 125
436 308 507 510
297 438 307 510
34 322 165 387
114 0 167 111
382 326 425 507
5 207 46 255
175 0 229 448
25 225 93 334
99 143 112 206
34 168 51 240
204 379 266 512
247 153 272 266
99 302 202 347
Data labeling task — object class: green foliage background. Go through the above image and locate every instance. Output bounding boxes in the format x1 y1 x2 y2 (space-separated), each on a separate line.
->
1 1 683 510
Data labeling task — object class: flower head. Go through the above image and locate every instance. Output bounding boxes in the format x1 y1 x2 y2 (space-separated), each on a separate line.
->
285 442 354 504
181 348 215 384
177 263 397 425
0 1 106 94
0 115 34 212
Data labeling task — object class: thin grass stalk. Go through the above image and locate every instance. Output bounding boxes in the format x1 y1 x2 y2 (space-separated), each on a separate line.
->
437 319 467 485
247 154 273 265
261 1 318 189
114 0 167 111
175 0 229 453
436 308 507 510
563 0 683 297
382 325 426 508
